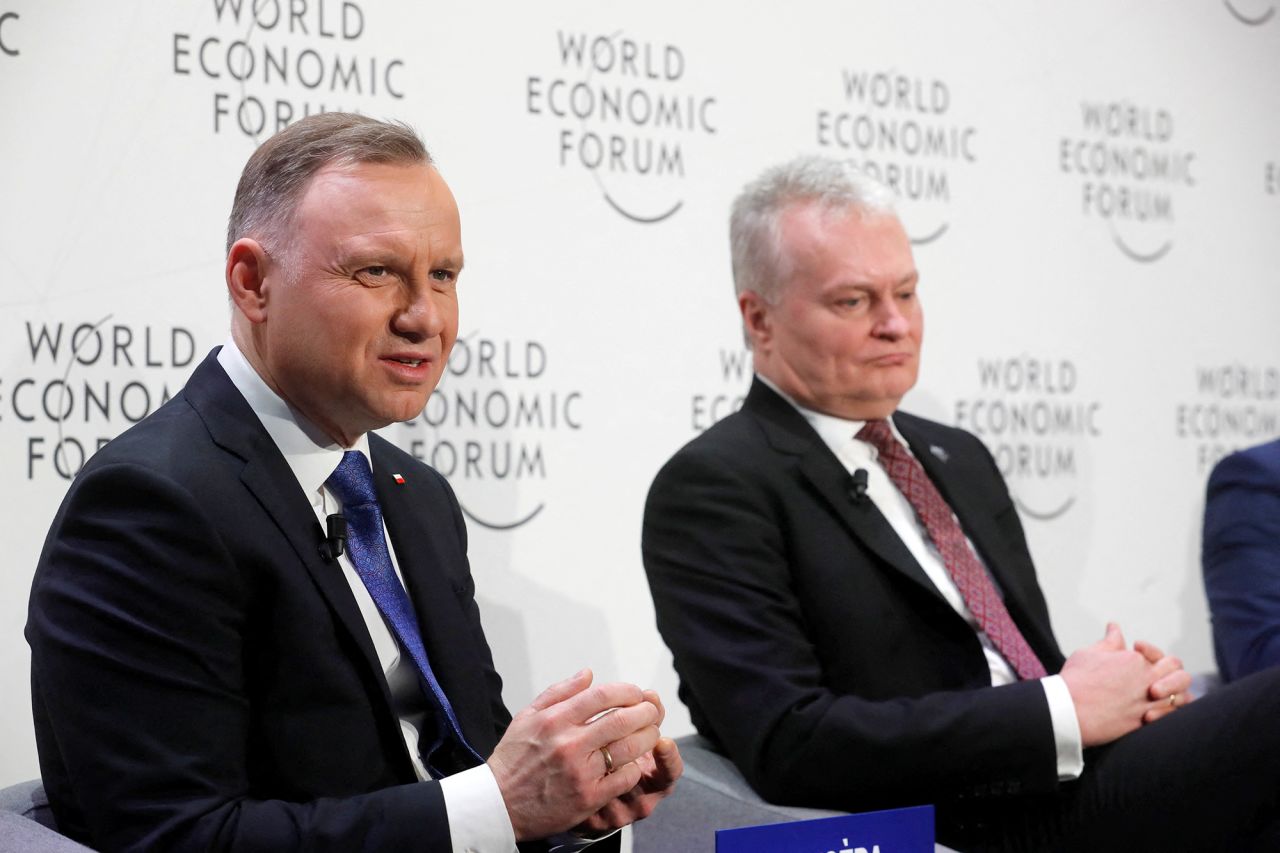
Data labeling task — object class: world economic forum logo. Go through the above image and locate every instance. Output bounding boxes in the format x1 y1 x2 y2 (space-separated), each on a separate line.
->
171 0 406 140
1224 0 1275 26
12 316 198 481
814 68 977 247
0 10 18 57
1059 101 1196 264
525 29 719 225
953 355 1100 522
1177 364 1280 474
394 332 583 531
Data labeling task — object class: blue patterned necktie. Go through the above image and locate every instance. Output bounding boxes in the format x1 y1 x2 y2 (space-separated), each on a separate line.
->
326 450 482 776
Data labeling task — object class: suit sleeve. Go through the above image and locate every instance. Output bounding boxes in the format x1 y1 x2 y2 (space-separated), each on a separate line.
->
642 444 1059 812
1203 448 1280 682
27 462 451 853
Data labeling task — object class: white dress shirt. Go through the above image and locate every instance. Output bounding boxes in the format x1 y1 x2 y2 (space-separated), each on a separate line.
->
757 376 1084 780
217 340 517 853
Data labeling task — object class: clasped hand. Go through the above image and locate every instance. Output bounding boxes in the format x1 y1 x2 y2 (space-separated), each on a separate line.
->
487 668 683 841
1060 622 1194 747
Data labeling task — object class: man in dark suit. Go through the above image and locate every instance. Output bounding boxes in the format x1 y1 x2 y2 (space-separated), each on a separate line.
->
1203 438 1280 681
642 155 1280 851
27 113 680 852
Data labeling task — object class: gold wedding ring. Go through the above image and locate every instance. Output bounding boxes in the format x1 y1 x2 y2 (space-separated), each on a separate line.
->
600 745 615 774
1168 693 1178 708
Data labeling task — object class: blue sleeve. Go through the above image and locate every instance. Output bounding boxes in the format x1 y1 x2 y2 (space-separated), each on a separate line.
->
1203 445 1280 682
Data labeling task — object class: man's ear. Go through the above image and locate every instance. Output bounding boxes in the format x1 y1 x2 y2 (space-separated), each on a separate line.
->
739 290 772 351
226 238 272 323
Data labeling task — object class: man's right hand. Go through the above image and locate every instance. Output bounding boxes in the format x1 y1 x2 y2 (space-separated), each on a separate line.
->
487 668 663 841
1059 622 1164 747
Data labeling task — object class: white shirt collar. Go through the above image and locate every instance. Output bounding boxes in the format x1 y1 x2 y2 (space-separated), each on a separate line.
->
217 338 372 504
755 372 911 463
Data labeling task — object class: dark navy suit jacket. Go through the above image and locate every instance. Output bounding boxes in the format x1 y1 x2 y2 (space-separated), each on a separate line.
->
27 351 509 852
1203 438 1280 681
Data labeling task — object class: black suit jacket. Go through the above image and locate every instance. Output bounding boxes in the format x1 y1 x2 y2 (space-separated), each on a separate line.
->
27 351 509 852
642 379 1067 815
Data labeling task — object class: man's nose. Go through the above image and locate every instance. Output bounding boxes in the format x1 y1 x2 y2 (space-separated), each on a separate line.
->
872 298 910 339
392 288 446 341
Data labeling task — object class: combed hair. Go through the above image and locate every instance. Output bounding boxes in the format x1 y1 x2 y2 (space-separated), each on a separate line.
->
226 112 430 255
729 155 896 303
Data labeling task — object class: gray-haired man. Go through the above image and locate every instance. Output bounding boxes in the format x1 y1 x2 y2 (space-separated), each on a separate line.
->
643 155 1280 851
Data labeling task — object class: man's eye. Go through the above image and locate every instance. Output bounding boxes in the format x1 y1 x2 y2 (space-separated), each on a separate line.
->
362 266 388 277
431 269 456 282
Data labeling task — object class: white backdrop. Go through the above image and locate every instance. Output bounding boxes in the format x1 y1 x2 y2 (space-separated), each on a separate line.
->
2 0 1279 782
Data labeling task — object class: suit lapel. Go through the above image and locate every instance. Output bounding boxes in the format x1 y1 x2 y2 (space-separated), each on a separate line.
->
901 422 1006 576
897 415 1056 654
370 437 496 757
744 381 950 607
744 380 1060 669
182 352 398 723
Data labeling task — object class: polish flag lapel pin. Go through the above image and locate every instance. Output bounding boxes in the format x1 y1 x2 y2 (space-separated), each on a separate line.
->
392 473 406 485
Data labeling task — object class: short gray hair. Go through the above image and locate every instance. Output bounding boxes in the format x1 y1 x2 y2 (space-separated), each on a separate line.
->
729 155 896 303
226 112 431 255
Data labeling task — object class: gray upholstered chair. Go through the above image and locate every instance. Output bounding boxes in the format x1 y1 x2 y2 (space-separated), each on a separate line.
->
633 735 959 852
0 780 93 852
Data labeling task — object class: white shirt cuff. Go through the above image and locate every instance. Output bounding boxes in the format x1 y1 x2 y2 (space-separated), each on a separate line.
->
440 764 517 853
1041 674 1085 780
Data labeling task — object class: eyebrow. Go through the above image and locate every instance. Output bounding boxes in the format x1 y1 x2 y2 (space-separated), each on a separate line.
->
826 272 918 292
340 242 465 273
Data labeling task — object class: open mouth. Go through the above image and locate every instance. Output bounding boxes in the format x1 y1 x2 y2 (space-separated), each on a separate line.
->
390 358 423 367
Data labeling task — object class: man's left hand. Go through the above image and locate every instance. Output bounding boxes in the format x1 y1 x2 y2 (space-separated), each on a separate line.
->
577 689 682 833
577 736 683 832
1134 639 1194 724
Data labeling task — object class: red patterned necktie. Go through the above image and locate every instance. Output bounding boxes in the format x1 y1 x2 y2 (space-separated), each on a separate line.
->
857 419 1047 680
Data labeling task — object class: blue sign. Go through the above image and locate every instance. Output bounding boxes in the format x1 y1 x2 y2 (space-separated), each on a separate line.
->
715 804 934 853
